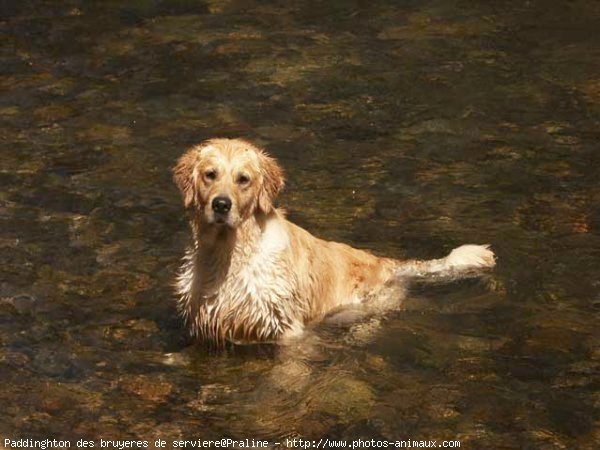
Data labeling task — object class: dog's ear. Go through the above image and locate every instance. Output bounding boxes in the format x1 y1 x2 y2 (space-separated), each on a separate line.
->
173 147 201 209
258 151 285 214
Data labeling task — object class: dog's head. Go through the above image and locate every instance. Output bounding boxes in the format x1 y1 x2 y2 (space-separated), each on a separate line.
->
173 138 284 228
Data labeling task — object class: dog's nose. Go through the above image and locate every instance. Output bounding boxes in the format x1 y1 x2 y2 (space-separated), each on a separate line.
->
212 196 232 214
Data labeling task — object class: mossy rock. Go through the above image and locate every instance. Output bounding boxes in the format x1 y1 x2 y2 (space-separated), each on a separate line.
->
309 375 374 423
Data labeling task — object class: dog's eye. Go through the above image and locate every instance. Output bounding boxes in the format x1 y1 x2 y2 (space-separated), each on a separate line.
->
237 174 250 185
204 170 217 181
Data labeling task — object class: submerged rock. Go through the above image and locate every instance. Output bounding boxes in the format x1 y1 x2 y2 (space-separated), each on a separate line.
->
308 376 374 423
117 374 173 402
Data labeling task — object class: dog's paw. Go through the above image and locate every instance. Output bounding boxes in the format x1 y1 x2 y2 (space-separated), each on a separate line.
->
445 244 496 270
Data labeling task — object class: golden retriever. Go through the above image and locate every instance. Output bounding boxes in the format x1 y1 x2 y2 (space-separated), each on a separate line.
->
173 138 495 345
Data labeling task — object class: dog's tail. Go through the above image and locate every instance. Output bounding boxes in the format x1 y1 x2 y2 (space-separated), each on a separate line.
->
393 244 496 281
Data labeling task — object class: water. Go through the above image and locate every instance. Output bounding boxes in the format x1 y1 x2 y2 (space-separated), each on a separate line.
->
1 1 599 448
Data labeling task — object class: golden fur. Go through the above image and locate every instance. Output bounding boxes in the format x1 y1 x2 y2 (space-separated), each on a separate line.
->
173 138 495 345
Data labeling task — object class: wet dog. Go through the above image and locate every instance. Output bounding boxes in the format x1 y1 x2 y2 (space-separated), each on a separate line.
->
173 138 495 345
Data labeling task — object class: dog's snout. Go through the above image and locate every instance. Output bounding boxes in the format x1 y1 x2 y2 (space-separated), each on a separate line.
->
212 196 232 214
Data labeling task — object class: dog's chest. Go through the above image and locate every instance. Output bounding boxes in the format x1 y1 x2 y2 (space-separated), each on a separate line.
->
196 219 302 340
218 238 293 304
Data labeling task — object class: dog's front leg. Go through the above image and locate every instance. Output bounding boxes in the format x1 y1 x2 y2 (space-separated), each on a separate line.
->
394 244 495 280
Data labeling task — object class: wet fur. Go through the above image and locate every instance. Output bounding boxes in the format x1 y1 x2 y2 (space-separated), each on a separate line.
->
174 138 495 345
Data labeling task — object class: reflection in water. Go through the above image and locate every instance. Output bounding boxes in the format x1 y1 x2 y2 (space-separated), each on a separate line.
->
1 0 599 448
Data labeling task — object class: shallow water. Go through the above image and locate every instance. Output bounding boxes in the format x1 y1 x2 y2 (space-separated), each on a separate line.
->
1 0 599 448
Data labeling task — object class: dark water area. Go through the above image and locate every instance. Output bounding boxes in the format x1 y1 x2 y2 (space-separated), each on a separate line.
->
1 0 599 448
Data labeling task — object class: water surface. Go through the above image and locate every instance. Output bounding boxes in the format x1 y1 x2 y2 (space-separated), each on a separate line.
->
2 1 599 448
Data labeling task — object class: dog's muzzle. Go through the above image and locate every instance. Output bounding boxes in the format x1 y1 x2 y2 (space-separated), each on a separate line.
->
212 196 232 214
